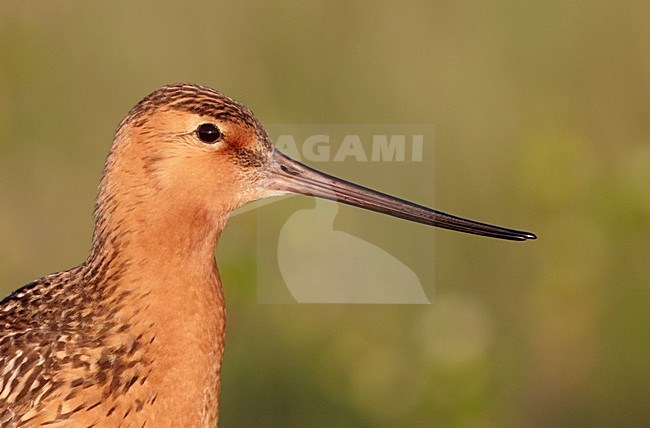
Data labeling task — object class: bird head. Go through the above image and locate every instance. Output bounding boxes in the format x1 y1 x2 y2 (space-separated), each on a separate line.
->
94 83 535 252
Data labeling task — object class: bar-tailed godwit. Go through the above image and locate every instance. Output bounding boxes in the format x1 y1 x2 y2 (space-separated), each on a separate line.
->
0 83 535 426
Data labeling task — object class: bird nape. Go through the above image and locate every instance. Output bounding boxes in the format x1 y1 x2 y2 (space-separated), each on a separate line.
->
0 83 536 426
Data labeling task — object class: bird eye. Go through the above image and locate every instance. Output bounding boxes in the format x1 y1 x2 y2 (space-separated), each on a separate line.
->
196 123 223 144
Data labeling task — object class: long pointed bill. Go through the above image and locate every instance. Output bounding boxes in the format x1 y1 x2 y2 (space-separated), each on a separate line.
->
263 149 537 241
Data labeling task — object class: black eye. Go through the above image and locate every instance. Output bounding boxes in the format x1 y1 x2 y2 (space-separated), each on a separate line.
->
196 123 223 144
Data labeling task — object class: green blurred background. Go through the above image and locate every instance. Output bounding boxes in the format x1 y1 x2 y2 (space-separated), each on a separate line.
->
1 1 648 426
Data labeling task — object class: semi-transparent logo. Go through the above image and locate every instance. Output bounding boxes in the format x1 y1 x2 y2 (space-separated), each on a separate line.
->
237 124 436 304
